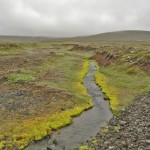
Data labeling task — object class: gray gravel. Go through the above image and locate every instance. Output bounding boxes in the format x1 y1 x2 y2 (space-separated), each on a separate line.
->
83 93 150 150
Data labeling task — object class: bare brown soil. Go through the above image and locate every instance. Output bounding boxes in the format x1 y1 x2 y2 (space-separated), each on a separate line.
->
91 52 118 66
0 83 75 119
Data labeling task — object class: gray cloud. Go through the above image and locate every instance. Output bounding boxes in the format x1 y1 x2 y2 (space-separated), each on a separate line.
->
0 0 150 37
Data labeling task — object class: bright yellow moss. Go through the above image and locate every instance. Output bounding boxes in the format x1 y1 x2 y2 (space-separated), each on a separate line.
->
0 141 5 149
79 145 92 150
94 63 120 115
10 105 92 149
80 60 90 84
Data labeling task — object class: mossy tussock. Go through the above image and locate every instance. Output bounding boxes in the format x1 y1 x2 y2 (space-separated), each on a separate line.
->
79 145 92 150
7 73 36 83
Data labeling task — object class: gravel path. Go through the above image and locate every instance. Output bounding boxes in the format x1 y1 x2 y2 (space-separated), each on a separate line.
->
84 93 150 150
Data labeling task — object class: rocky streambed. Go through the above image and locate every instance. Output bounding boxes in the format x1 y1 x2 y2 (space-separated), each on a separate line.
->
83 93 150 150
25 62 113 150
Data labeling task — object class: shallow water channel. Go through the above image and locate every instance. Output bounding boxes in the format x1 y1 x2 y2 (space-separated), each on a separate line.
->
25 62 113 150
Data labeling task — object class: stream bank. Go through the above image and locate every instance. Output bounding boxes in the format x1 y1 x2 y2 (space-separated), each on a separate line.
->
83 93 150 150
25 62 113 150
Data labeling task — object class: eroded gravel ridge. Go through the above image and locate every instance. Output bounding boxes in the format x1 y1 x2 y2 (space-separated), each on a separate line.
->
84 93 150 150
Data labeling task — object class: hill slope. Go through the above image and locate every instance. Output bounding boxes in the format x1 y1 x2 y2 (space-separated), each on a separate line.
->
0 35 51 42
85 30 150 41
1 30 150 42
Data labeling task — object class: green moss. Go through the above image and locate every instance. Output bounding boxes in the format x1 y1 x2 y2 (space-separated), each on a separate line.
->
114 126 121 132
80 60 90 84
7 73 36 83
0 141 5 149
80 145 92 150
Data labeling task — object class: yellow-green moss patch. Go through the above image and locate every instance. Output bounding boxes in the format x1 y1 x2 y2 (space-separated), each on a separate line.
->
94 62 150 115
80 145 92 150
7 73 36 83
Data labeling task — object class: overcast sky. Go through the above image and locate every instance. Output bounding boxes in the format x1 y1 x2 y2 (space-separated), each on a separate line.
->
0 0 150 37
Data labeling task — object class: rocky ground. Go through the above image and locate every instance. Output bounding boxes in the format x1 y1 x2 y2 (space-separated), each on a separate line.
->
82 93 150 150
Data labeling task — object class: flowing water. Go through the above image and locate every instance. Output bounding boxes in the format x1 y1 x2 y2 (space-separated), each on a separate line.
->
25 62 113 150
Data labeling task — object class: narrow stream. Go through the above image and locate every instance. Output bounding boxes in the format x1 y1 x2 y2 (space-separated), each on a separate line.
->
25 62 113 150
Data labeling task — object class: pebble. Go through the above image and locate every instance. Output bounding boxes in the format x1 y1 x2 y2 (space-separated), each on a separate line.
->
145 140 150 144
119 121 127 126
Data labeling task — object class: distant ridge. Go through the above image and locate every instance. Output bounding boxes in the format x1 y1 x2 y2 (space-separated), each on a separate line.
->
84 30 150 41
0 35 52 42
1 30 150 42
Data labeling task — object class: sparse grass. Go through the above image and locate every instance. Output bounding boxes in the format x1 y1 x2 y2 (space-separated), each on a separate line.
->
0 42 93 149
100 64 150 97
93 42 150 115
